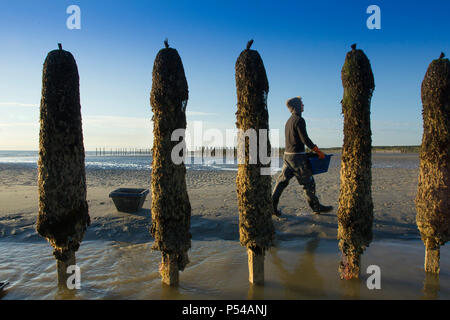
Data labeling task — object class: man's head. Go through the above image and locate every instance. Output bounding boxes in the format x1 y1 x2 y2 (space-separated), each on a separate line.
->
286 96 304 114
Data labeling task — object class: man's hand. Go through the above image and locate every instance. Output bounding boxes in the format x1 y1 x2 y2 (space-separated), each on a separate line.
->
313 146 326 159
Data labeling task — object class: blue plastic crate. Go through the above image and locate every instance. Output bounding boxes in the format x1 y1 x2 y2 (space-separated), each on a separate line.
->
309 154 333 175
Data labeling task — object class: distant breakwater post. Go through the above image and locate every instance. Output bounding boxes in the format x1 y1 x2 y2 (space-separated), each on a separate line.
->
150 40 191 286
235 40 275 285
93 144 282 166
338 44 375 280
416 52 450 274
91 145 420 160
95 148 151 156
36 44 90 288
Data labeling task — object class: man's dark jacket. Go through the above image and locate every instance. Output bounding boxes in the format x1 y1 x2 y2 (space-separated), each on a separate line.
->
285 113 316 153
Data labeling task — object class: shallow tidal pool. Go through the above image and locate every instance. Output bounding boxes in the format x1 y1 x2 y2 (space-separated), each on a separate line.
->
0 238 449 299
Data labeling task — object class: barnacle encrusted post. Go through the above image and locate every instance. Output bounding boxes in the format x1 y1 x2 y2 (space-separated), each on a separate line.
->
338 44 375 280
415 52 450 274
150 40 191 286
235 40 274 285
37 44 90 286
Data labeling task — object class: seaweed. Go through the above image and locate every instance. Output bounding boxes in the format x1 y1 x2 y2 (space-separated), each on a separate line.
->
36 44 89 284
235 40 274 284
415 52 450 274
150 40 191 285
338 44 374 279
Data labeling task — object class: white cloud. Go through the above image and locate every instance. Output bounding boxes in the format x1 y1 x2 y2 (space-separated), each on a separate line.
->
0 122 38 128
0 115 154 150
1 113 420 151
83 115 152 129
82 115 153 150
187 111 218 116
0 121 39 150
0 102 38 107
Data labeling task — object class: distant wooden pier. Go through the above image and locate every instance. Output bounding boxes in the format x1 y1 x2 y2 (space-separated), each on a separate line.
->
93 146 418 157
95 148 152 156
94 147 286 158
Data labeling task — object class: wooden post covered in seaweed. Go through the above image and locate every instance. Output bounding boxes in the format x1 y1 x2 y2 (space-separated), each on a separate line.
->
150 40 191 286
36 44 90 286
337 44 374 280
235 40 275 285
415 52 450 274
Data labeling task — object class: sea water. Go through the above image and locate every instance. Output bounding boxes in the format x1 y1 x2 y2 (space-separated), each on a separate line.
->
0 151 419 171
0 238 448 300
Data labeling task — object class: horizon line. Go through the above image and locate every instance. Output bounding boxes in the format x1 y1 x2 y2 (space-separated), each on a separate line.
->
0 145 422 152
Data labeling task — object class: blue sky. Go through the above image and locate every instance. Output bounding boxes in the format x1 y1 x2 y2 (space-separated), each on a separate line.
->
0 0 448 150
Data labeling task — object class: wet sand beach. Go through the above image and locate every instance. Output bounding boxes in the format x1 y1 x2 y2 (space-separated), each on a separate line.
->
1 153 449 299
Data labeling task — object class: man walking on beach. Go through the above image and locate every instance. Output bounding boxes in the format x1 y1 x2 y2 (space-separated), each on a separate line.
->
272 96 333 216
